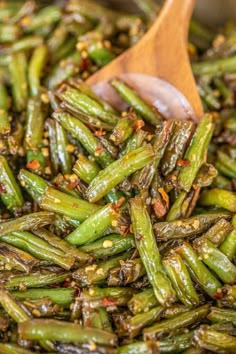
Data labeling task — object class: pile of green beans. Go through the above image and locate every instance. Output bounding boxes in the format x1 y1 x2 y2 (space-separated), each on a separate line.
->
0 0 235 353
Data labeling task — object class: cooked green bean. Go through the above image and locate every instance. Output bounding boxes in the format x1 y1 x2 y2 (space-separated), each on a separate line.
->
18 319 117 346
66 204 117 245
87 145 154 202
111 78 162 125
130 196 176 306
0 155 23 209
143 305 209 340
0 82 10 136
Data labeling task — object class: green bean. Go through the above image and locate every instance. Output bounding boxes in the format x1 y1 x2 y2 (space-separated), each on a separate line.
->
121 306 163 338
28 45 48 97
82 306 112 332
128 289 159 315
68 78 117 114
73 155 100 184
40 186 100 221
166 191 188 221
132 120 174 190
122 129 147 155
163 253 199 306
111 258 146 286
12 288 75 308
24 98 45 151
18 169 48 204
110 117 134 145
80 233 134 259
73 252 131 286
193 238 236 284
177 114 213 192
0 212 55 237
9 1 36 25
4 271 69 289
21 5 61 33
46 119 60 175
154 212 231 241
118 341 158 354
130 196 176 306
0 241 39 272
218 285 236 309
0 343 35 354
199 188 236 212
159 331 193 353
87 41 115 67
0 3 22 22
0 289 54 351
46 51 81 90
161 120 194 176
8 51 28 111
18 319 117 346
0 82 10 135
1 231 75 270
53 111 114 168
162 304 190 319
224 116 236 132
219 227 236 261
2 36 43 54
87 145 154 202
217 150 236 178
82 287 136 308
66 204 117 245
201 218 233 246
193 325 236 353
111 78 162 125
0 288 30 323
55 121 72 175
7 120 24 155
0 23 20 42
176 242 222 298
47 24 68 55
207 307 236 325
0 155 23 209
143 305 209 340
56 84 119 126
216 161 236 179
34 228 87 262
192 55 236 76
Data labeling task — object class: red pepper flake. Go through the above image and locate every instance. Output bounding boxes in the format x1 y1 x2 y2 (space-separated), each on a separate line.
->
62 280 71 288
120 225 130 237
177 159 190 167
0 184 6 194
95 143 104 156
84 318 92 326
133 119 145 131
79 57 91 71
213 290 223 300
136 233 144 241
67 179 80 190
153 198 167 218
102 297 117 307
93 128 106 137
76 184 82 192
113 197 125 209
26 160 40 170
158 188 169 209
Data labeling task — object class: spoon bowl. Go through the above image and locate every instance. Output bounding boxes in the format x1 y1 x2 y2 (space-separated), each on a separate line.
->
87 0 203 121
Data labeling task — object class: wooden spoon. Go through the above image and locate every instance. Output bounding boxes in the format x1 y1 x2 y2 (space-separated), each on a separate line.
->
87 0 203 121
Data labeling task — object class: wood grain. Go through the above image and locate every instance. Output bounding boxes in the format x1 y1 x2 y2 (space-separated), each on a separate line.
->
87 0 203 120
